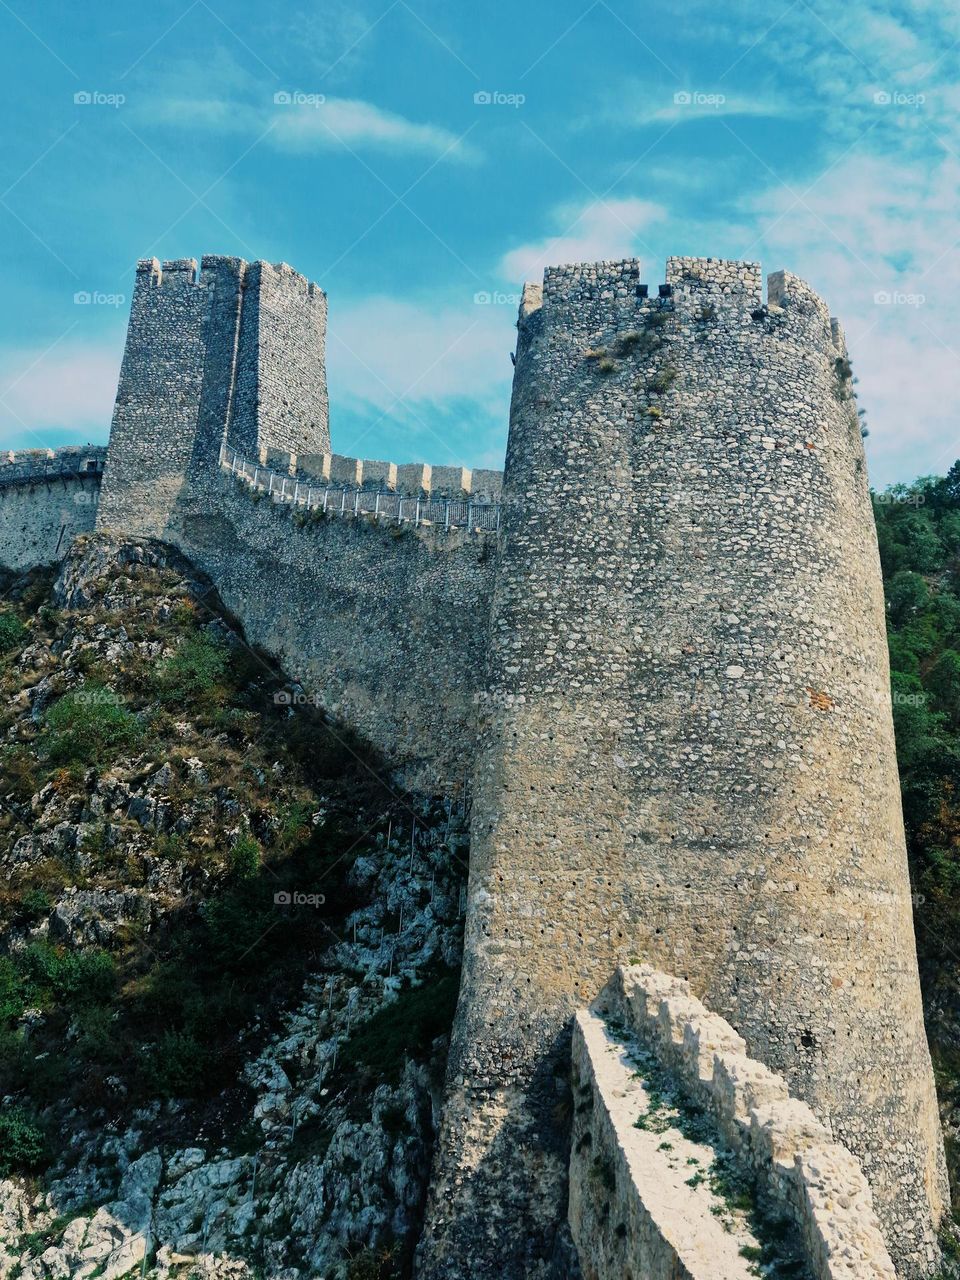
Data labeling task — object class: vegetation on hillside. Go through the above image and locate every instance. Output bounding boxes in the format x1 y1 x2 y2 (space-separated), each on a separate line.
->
872 461 960 1213
0 550 461 1191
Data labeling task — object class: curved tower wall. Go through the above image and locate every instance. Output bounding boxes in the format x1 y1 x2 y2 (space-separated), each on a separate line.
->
418 257 948 1278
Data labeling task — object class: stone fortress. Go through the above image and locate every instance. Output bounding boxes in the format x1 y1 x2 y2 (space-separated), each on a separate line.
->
0 252 950 1279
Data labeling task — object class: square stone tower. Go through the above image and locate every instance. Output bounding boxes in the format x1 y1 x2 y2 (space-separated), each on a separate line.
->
97 256 328 537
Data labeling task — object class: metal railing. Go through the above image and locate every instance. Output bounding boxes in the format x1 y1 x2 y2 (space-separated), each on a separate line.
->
221 444 501 533
0 451 106 488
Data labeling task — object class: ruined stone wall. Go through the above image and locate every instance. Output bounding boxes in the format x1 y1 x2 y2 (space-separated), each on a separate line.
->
164 468 495 791
418 258 948 1279
0 447 104 570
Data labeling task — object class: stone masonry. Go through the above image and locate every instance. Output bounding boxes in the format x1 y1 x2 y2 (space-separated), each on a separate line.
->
572 965 897 1280
0 447 104 570
97 256 329 538
416 257 948 1279
2 252 950 1278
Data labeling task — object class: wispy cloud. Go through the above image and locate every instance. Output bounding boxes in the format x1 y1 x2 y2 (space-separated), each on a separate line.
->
728 151 960 487
593 85 798 129
135 50 477 162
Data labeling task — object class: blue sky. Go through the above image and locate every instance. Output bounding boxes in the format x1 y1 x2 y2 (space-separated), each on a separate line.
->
0 0 956 486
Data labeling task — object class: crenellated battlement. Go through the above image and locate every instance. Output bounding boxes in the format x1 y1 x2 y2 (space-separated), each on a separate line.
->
527 256 841 353
572 966 897 1280
135 257 200 287
134 256 327 300
0 444 105 486
221 444 501 532
254 445 503 501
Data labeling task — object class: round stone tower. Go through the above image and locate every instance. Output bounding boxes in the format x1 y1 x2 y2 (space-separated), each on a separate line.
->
417 257 948 1278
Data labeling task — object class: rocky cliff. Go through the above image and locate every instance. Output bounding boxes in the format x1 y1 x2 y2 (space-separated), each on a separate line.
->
0 534 466 1280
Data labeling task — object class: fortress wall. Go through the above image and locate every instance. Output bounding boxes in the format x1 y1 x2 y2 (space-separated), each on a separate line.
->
419 258 947 1279
573 965 896 1280
165 468 496 790
0 472 100 570
253 449 504 500
228 262 329 460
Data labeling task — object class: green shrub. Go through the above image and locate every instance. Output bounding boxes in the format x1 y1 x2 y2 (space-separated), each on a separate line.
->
156 635 230 706
0 957 27 1023
341 970 460 1085
0 612 27 653
229 833 261 879
14 888 50 924
647 365 678 394
142 1029 210 1097
44 685 141 767
19 942 117 1007
0 1108 48 1175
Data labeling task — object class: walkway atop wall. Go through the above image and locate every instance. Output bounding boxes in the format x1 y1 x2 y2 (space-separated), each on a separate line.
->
221 444 502 533
0 446 106 488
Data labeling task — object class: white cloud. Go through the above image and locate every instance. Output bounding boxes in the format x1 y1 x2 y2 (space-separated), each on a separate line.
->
729 152 960 487
606 88 798 128
138 50 476 162
329 294 513 407
269 97 475 161
0 343 119 446
498 197 666 283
